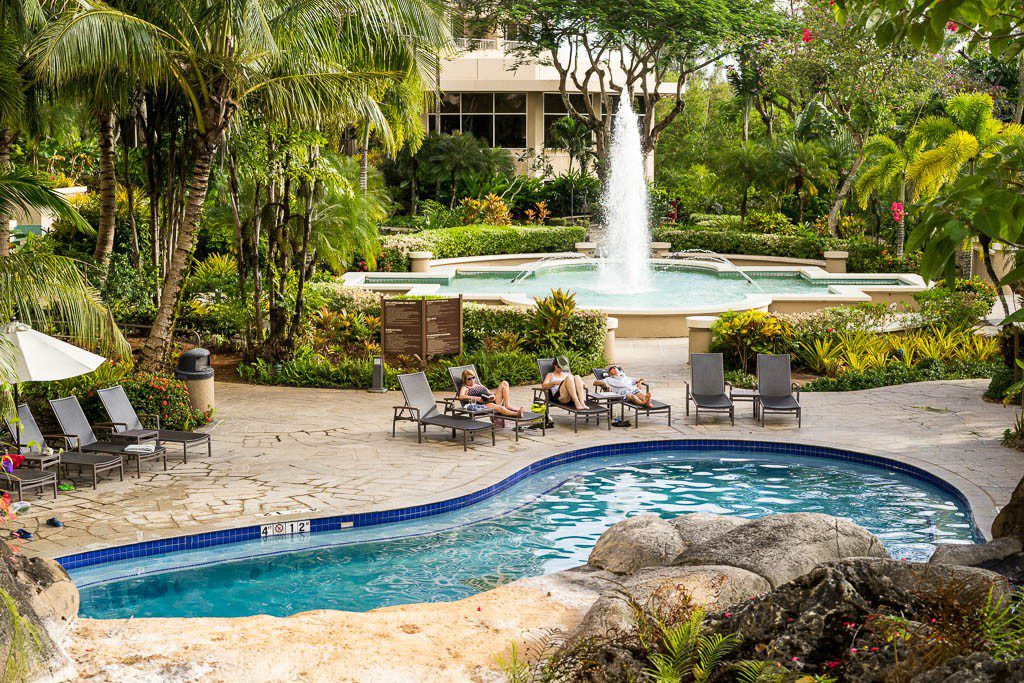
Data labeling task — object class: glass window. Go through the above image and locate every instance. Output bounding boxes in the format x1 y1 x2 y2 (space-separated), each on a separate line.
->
544 93 566 114
440 93 460 114
461 114 492 142
440 115 461 135
495 93 526 114
461 93 492 113
494 115 526 148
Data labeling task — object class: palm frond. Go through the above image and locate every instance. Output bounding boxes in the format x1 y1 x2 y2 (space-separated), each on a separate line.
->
0 166 91 233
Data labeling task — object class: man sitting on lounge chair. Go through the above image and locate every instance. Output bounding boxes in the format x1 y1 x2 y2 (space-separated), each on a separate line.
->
596 366 654 407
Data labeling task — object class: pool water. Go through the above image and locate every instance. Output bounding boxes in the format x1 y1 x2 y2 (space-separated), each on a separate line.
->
416 264 902 309
72 450 976 619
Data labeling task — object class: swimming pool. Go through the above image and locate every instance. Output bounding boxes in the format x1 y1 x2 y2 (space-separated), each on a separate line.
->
362 263 907 311
68 444 978 619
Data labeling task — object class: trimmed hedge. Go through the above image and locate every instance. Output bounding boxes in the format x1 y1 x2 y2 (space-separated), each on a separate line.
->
378 223 586 271
803 360 998 392
654 226 920 274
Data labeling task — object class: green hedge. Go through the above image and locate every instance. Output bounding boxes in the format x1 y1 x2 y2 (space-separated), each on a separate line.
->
653 226 921 274
239 347 606 391
802 360 998 392
378 223 586 272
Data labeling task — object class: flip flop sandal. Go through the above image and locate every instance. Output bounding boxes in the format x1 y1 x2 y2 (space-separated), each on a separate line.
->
12 528 32 540
612 419 632 428
46 518 64 528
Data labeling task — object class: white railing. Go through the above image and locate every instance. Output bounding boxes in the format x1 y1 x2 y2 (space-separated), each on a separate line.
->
453 37 531 54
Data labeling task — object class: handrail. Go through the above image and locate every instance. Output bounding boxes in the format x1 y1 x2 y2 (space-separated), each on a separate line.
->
667 249 765 293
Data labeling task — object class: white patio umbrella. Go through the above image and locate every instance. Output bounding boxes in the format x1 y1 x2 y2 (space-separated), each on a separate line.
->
1 320 106 447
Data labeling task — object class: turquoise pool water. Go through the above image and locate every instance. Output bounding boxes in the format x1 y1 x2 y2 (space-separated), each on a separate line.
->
71 449 976 619
377 264 904 310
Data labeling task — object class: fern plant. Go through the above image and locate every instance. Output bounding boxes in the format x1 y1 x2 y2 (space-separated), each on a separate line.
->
643 608 739 683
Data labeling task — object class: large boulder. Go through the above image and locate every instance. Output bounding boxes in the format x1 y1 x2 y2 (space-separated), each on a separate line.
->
569 565 770 643
929 537 1023 582
588 515 685 574
674 513 889 588
667 512 748 547
992 475 1024 539
705 558 1011 676
0 541 77 681
910 653 1024 682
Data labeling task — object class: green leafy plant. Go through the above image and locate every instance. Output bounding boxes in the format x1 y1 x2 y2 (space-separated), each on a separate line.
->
530 289 578 352
711 310 792 373
644 608 739 683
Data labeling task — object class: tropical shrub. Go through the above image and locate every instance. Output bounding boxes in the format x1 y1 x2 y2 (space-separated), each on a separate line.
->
530 289 577 351
538 171 601 217
461 194 512 225
378 224 586 271
657 227 829 260
710 310 792 373
914 278 997 329
803 359 999 392
22 364 210 432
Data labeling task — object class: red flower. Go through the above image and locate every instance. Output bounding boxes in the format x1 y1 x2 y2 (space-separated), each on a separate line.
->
801 28 813 43
161 400 167 406
946 21 958 32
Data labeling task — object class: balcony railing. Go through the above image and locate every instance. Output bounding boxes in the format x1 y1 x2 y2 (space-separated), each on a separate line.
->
453 37 530 53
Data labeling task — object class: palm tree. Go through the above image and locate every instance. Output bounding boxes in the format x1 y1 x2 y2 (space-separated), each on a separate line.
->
907 93 1024 307
548 115 593 174
0 167 128 412
423 132 489 208
772 139 833 223
715 141 767 223
30 0 450 371
855 134 924 257
908 93 1024 197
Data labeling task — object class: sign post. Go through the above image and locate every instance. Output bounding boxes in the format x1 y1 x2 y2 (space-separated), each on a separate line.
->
382 295 463 367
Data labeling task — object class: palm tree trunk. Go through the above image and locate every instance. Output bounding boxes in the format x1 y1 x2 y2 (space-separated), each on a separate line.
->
979 235 1011 318
139 137 216 371
359 135 369 193
122 117 141 268
826 148 867 237
895 178 907 258
93 110 118 269
0 128 11 257
1016 53 1024 125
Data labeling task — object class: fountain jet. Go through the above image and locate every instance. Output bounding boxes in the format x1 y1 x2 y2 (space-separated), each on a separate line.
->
599 88 652 291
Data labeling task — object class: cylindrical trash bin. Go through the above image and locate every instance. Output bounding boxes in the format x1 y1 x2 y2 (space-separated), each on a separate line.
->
175 348 215 413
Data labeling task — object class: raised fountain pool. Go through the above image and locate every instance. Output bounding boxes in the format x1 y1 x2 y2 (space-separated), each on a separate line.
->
66 443 977 619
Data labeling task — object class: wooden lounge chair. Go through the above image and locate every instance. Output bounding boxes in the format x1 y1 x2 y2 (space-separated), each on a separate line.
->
593 367 672 428
5 404 124 489
49 396 168 476
392 372 495 451
442 364 545 440
684 354 734 425
756 354 802 427
533 358 611 433
97 385 212 462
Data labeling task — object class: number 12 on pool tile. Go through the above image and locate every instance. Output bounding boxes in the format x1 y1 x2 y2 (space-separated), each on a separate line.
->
260 520 310 537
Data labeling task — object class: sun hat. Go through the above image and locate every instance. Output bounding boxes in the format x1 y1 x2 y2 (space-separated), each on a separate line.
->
555 355 570 369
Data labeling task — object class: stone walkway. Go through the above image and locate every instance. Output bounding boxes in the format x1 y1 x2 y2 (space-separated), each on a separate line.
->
11 340 1023 559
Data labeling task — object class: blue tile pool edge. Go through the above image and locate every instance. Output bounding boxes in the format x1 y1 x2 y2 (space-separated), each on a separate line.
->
55 439 982 571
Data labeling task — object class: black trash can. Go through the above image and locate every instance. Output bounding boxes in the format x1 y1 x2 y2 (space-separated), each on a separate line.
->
175 348 214 412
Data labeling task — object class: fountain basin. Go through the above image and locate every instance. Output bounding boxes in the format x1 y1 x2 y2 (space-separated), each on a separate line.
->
344 258 926 338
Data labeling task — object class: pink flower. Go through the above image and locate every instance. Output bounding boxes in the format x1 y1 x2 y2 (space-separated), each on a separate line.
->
791 656 799 662
851 648 859 654
825 661 840 669
891 201 906 222
947 21 958 32
801 28 813 43
725 612 732 618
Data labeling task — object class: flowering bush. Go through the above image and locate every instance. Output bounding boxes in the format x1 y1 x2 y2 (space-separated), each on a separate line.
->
22 367 211 432
913 278 998 329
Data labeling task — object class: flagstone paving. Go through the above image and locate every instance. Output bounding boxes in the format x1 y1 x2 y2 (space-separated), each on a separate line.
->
10 340 1023 559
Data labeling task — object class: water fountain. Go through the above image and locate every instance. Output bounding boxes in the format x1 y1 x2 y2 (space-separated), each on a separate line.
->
598 89 652 291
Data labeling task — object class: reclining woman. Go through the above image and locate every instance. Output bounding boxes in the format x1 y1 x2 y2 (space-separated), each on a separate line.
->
541 356 589 410
597 365 654 408
459 369 526 417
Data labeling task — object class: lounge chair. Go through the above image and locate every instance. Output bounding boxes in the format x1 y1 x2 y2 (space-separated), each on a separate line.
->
0 459 57 501
442 364 545 440
755 354 802 427
5 404 124 488
49 396 168 476
97 385 211 462
594 367 672 428
684 354 734 426
392 372 495 451
533 359 611 433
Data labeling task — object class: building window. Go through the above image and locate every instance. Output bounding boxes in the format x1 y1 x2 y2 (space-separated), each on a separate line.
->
543 93 593 148
428 93 527 148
